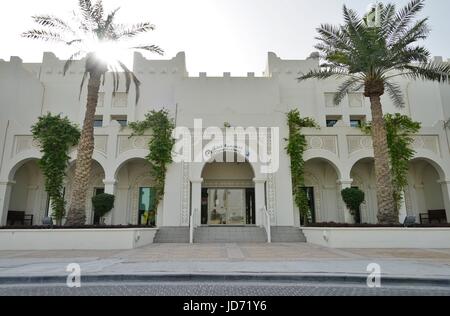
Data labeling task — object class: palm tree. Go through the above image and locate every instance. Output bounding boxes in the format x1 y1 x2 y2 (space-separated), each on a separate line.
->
23 0 163 225
298 0 450 224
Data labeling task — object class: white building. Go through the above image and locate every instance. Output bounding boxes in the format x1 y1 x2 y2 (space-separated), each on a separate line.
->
1 52 450 232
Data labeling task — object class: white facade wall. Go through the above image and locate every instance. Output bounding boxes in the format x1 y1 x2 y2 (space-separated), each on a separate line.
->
1 52 450 227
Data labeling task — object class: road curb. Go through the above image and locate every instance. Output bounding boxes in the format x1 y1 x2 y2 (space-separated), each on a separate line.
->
1 273 450 287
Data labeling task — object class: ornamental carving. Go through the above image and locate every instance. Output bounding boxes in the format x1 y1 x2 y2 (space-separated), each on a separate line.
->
305 136 337 155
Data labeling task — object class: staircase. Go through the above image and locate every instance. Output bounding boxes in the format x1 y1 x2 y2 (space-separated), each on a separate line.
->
153 227 189 243
194 226 267 243
270 226 307 243
153 226 307 243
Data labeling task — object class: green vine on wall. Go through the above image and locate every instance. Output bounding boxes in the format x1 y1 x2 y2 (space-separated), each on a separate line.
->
31 113 80 222
129 109 175 210
362 113 421 211
286 109 318 225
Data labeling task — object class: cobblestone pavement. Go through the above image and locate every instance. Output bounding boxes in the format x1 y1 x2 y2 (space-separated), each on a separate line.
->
1 281 450 296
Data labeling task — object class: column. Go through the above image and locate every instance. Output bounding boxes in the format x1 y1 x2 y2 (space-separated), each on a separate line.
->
398 192 408 224
439 180 450 223
191 178 203 226
337 179 354 224
0 181 14 226
103 179 117 225
254 178 266 227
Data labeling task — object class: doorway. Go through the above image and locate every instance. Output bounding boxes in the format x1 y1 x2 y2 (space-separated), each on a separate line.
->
201 188 255 225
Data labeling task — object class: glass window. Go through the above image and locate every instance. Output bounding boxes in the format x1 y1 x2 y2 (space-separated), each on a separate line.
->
326 120 338 127
139 187 156 226
350 119 362 128
94 117 103 128
116 119 127 127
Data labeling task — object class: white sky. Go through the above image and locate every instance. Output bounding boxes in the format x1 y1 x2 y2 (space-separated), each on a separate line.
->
1 0 449 75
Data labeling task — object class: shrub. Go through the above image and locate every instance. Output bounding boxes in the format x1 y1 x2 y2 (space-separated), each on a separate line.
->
341 188 365 223
92 194 115 219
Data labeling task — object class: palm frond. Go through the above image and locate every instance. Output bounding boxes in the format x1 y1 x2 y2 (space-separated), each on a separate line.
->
118 61 141 104
63 51 83 75
298 68 351 81
316 24 350 51
402 63 450 83
388 0 425 43
342 5 363 39
133 45 164 55
334 77 363 105
21 29 65 42
92 0 104 21
117 22 156 39
32 15 73 33
380 3 397 35
391 18 430 49
385 81 406 108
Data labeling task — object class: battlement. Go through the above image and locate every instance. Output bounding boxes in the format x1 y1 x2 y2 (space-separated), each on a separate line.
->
3 52 449 80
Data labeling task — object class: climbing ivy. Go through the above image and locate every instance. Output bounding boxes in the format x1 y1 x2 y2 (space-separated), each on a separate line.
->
129 109 175 210
362 113 421 211
286 109 318 225
31 114 80 222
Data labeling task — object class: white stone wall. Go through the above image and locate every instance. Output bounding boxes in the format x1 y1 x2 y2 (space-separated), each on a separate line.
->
1 52 450 227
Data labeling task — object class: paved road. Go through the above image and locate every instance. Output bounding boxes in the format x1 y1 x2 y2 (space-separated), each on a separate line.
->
1 281 450 296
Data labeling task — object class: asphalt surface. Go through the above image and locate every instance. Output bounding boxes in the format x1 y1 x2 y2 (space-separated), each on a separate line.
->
1 281 450 296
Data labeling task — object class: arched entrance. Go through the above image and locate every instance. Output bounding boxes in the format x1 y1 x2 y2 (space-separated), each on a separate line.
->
200 160 256 226
65 160 105 225
303 158 342 223
350 158 377 224
114 158 156 226
7 159 46 225
407 158 447 222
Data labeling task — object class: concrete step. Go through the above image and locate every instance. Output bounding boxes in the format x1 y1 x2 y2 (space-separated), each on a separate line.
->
194 226 267 243
270 227 307 243
154 227 189 243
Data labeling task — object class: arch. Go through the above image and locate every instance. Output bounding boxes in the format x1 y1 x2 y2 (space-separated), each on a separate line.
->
303 151 343 180
192 150 265 181
411 150 448 181
7 159 47 225
408 157 446 220
303 157 342 223
345 150 375 180
4 151 42 181
349 157 378 224
111 149 149 180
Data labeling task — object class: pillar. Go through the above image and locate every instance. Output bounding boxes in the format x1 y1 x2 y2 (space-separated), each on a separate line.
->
398 192 408 224
338 179 354 224
0 181 14 226
439 180 450 223
191 178 203 226
254 178 266 227
103 179 117 225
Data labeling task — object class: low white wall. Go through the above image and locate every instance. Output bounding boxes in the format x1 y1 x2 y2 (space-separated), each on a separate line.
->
0 228 158 250
303 227 450 249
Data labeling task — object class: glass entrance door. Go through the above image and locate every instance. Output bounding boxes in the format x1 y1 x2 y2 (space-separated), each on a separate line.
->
139 187 156 226
205 188 254 225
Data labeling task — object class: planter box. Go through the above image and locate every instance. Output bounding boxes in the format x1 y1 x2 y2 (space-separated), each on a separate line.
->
303 227 450 249
0 228 158 250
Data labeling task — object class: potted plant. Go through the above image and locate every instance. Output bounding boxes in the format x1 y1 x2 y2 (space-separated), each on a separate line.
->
92 193 115 225
341 188 365 224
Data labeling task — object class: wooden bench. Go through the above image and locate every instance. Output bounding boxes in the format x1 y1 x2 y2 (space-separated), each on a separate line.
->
6 211 34 226
420 210 447 224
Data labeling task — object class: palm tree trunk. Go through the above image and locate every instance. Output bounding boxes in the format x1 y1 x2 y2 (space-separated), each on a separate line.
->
65 72 102 226
369 95 398 224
